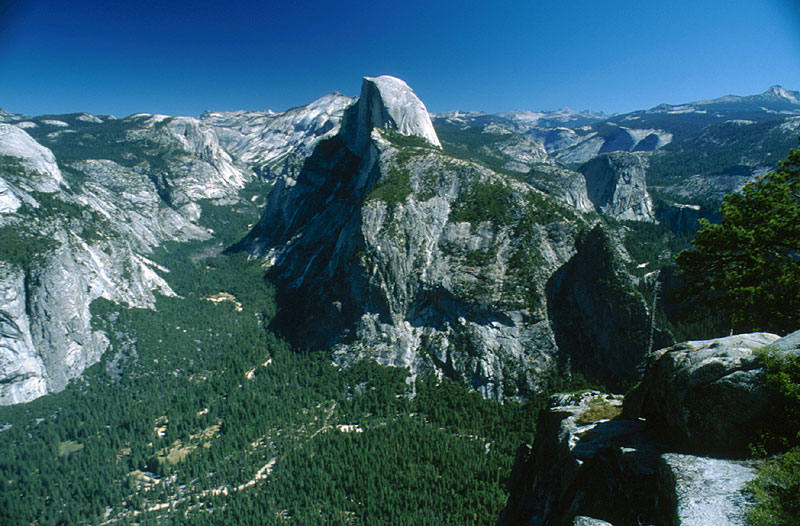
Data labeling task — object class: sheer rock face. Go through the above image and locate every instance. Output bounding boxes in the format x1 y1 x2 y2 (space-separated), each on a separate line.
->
0 234 181 404
0 116 251 404
0 265 47 404
0 157 196 403
341 75 441 155
546 226 671 392
579 152 654 222
0 177 22 214
499 387 760 526
624 332 782 456
22 236 179 396
241 134 569 398
525 165 594 214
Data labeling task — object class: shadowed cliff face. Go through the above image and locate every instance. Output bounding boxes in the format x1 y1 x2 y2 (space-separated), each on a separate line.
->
238 77 563 396
546 226 671 393
241 136 373 350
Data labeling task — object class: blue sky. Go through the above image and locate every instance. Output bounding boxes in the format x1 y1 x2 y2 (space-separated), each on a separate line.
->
1 0 799 117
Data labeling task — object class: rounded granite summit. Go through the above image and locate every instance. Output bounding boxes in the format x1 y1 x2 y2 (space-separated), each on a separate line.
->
341 75 441 154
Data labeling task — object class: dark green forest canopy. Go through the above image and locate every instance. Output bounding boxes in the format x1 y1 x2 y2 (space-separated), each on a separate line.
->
0 199 593 525
746 347 800 526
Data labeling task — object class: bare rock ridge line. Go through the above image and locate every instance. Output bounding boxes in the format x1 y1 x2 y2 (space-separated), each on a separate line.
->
201 92 354 180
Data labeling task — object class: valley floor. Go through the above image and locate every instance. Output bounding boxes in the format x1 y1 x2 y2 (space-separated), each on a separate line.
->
0 201 581 525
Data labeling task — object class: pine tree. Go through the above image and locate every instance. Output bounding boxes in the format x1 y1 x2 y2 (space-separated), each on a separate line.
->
676 137 800 334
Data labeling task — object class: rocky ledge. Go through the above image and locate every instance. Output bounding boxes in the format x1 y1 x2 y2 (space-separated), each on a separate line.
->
498 329 800 526
624 332 782 457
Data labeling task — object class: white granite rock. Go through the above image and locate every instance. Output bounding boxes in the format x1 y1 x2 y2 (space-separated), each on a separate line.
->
342 75 441 154
0 123 64 192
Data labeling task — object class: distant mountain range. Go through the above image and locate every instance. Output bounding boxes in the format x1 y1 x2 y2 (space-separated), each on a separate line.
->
433 85 800 165
436 84 800 131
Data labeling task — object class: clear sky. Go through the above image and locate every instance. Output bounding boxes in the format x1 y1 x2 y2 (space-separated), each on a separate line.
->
1 0 799 117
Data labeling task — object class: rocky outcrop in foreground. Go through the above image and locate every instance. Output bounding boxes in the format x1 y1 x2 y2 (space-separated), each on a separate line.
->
499 330 800 526
624 332 781 457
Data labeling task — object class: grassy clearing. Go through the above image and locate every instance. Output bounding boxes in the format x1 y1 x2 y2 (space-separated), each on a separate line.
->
576 402 622 425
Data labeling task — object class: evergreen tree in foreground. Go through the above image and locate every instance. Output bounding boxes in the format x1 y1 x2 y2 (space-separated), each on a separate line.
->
676 137 800 335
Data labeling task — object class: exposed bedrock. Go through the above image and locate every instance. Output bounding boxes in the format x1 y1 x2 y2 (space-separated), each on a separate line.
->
499 331 800 525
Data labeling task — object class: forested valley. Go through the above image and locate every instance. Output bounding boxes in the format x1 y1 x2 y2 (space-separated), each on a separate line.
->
0 195 591 525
